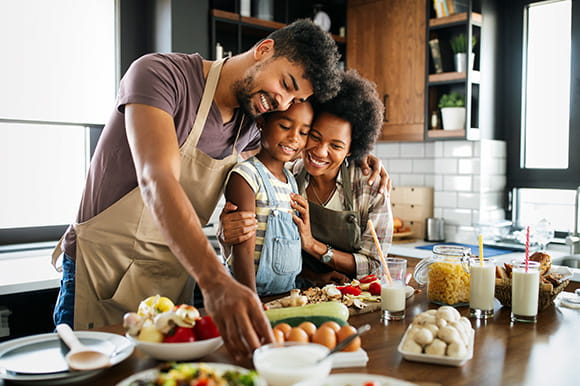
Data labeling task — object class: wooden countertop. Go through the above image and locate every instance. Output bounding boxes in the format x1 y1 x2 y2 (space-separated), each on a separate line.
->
3 258 579 385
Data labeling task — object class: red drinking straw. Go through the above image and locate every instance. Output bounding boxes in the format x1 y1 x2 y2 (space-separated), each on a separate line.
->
525 226 530 272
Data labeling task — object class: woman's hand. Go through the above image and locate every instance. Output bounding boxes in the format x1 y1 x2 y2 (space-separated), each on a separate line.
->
218 201 257 245
290 193 315 250
358 154 392 194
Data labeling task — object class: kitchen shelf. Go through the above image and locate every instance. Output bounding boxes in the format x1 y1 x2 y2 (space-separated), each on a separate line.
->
429 12 482 28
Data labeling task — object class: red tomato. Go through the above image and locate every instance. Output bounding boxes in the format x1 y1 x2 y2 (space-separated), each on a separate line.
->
193 315 221 340
163 326 196 343
369 282 382 296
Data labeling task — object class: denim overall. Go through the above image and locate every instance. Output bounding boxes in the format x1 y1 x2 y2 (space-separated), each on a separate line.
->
251 158 302 296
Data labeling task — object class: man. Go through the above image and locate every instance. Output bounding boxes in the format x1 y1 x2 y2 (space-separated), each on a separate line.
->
52 19 342 360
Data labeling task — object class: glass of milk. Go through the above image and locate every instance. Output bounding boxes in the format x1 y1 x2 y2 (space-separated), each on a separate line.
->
380 257 407 323
469 257 496 319
511 260 541 323
253 342 332 386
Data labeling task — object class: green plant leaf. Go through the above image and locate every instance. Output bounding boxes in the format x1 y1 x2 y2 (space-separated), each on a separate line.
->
438 92 465 108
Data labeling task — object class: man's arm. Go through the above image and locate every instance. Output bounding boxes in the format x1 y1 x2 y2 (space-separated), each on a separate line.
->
125 103 273 360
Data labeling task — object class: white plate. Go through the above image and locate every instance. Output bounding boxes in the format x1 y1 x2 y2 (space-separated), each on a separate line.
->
295 373 416 386
397 325 474 367
126 333 223 361
0 331 133 383
117 362 267 386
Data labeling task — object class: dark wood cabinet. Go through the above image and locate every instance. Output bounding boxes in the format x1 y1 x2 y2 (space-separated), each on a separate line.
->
347 0 426 142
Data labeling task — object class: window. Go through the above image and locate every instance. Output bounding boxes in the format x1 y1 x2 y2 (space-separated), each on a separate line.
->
504 0 580 235
0 0 117 246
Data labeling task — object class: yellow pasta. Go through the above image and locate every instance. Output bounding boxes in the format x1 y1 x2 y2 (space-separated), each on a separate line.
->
427 261 470 305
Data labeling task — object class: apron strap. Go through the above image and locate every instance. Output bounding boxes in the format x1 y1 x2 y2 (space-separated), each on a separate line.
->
51 235 65 272
295 168 308 193
341 161 355 212
182 59 226 150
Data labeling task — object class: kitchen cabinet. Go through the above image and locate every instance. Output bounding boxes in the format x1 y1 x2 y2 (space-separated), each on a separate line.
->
347 0 426 142
210 1 346 61
425 1 482 140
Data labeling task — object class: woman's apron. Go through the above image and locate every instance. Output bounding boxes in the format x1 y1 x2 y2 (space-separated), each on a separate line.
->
296 162 361 275
51 59 244 329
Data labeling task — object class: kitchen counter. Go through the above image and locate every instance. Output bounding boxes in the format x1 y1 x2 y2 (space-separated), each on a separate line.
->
389 240 580 281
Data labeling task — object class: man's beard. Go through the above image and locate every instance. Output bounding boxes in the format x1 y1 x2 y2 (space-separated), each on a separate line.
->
233 75 256 118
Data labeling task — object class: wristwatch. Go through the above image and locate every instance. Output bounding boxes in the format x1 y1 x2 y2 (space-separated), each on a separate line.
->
321 244 334 264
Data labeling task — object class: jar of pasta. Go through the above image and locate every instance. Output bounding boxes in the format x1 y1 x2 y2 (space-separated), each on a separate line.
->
413 245 471 306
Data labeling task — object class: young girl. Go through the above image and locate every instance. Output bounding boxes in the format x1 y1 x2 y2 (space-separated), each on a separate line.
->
225 102 314 296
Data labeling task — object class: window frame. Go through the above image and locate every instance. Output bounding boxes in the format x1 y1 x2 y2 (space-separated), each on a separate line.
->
503 0 580 219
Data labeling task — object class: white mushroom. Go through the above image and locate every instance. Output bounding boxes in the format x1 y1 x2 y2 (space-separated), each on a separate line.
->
447 341 468 358
413 327 435 346
425 338 447 356
424 309 438 316
402 337 423 354
436 306 460 322
123 312 145 336
437 325 462 344
153 310 178 334
413 313 437 326
174 305 201 327
436 318 448 329
449 321 469 345
424 323 439 337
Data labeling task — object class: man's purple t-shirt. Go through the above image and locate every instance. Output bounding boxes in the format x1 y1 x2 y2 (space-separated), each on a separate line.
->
62 53 260 258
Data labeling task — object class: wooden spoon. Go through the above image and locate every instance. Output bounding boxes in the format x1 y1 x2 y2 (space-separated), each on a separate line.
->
56 324 111 371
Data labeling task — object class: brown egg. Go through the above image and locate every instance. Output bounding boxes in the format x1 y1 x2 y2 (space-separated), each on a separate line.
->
320 321 341 333
273 322 292 338
286 327 309 343
273 328 285 343
298 322 317 339
312 326 337 350
336 325 361 352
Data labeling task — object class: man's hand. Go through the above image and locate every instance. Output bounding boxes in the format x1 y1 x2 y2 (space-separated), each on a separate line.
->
202 274 274 361
358 154 392 194
219 201 257 245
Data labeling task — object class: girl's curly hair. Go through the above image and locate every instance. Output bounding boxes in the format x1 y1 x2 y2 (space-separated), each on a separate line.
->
313 70 384 161
267 19 341 102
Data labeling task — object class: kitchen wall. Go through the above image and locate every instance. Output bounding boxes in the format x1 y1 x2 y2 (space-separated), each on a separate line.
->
375 139 507 244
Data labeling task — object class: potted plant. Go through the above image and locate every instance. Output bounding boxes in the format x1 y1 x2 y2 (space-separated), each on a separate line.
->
450 33 476 72
438 92 466 130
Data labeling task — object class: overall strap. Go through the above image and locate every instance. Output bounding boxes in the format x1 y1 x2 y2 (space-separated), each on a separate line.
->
250 158 280 207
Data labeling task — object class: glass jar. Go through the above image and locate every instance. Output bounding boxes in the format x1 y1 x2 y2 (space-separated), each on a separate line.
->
413 245 471 306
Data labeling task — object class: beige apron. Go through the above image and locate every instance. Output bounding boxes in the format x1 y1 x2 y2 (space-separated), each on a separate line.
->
52 59 244 329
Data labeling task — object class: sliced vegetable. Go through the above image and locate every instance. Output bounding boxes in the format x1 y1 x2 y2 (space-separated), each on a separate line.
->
265 301 349 323
337 285 362 296
369 282 382 296
359 274 378 283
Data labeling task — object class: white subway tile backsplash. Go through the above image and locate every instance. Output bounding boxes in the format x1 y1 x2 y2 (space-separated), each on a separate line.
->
435 141 444 158
413 159 434 173
425 142 435 157
400 174 425 186
481 140 507 158
454 226 478 244
458 158 480 174
482 192 504 209
443 175 472 192
434 175 444 191
434 208 443 217
388 159 413 173
457 192 479 209
389 173 401 187
435 158 459 175
400 143 425 158
424 175 435 187
435 191 458 208
443 208 473 226
444 141 473 157
472 176 480 192
444 224 458 242
375 143 400 158
481 175 506 192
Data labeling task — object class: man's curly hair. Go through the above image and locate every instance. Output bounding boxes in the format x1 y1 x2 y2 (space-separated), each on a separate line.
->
267 19 341 102
313 70 384 162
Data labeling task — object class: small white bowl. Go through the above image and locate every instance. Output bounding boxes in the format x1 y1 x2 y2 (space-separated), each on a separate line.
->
253 342 332 386
126 334 223 361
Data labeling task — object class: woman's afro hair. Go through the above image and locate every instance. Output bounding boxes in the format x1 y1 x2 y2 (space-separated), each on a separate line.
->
313 69 384 161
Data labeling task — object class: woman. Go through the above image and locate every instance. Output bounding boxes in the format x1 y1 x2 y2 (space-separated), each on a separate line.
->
221 70 392 286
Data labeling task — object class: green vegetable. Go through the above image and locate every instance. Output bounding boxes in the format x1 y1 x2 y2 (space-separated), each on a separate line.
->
265 301 349 323
270 315 348 328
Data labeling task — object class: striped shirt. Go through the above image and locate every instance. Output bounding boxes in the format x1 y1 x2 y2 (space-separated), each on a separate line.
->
229 158 298 271
289 159 393 278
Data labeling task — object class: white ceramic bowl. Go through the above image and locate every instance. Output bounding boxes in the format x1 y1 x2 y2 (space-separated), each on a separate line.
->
253 342 332 386
126 334 223 361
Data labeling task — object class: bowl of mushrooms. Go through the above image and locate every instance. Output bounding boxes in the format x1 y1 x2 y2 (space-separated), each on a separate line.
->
397 306 474 367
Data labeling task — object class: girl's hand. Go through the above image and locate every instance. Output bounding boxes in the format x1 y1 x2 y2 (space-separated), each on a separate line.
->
358 154 392 194
290 193 314 250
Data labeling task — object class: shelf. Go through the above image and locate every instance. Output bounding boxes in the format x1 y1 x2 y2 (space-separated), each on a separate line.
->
427 129 465 138
429 12 482 28
210 9 345 44
428 71 480 85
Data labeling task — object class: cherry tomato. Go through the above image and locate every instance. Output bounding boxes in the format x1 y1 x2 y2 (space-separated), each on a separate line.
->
193 315 221 340
163 326 196 343
369 282 382 296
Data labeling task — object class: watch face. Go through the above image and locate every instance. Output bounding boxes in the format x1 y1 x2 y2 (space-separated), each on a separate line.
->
314 11 331 32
